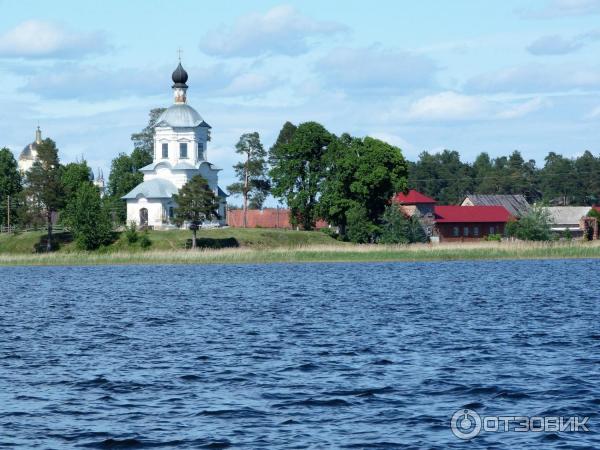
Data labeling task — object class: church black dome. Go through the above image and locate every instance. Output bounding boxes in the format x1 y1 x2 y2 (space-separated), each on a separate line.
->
172 62 188 88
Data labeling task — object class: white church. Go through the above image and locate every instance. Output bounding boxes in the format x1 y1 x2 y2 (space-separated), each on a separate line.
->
123 61 227 228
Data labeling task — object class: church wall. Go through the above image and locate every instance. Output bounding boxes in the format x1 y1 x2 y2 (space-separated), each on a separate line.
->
126 198 166 228
154 127 208 165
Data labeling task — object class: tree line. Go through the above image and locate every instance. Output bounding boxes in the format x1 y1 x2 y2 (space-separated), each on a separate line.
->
408 149 600 206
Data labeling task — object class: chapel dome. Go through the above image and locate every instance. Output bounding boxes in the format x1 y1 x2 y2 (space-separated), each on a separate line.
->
155 103 204 128
19 142 38 161
19 126 42 161
171 62 188 88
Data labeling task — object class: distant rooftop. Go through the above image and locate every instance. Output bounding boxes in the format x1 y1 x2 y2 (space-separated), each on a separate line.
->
434 205 513 223
394 189 436 204
462 194 531 218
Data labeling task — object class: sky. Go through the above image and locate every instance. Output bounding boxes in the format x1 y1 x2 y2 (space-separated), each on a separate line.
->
1 0 600 205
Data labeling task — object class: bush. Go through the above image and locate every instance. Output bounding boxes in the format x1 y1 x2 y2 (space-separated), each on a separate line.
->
379 204 427 244
139 231 152 249
346 204 379 243
320 227 339 239
484 233 502 242
505 205 553 241
125 221 139 244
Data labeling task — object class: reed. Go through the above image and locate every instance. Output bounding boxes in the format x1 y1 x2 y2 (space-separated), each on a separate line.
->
1 241 598 266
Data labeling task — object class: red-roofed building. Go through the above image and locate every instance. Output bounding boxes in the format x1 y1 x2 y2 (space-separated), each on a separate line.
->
433 205 514 241
393 189 437 217
593 206 600 214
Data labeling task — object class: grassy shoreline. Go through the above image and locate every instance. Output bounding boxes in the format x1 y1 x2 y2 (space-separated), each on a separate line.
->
1 241 599 267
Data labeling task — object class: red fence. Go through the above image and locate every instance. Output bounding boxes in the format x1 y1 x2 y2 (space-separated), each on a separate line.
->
227 208 328 229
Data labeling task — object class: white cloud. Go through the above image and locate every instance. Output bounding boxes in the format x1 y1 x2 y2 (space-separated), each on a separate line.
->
496 97 551 119
220 72 280 96
526 34 583 55
199 5 347 57
317 46 437 93
520 0 600 18
0 20 109 58
585 105 600 118
466 64 600 94
407 92 488 121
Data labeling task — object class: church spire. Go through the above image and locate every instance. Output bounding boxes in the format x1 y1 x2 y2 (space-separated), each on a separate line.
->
35 125 42 144
171 58 188 104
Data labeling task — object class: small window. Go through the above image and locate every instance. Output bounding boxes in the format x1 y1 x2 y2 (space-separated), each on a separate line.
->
180 143 188 158
168 207 174 219
463 227 469 237
489 226 495 235
473 226 479 237
162 143 168 159
452 226 459 237
197 142 204 160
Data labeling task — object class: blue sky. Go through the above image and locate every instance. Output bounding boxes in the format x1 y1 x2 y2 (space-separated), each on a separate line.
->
1 0 600 203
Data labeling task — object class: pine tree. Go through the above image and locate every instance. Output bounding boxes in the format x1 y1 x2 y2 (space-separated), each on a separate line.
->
26 139 65 251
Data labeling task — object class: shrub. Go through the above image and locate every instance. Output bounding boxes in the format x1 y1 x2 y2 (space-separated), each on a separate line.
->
139 231 152 249
484 233 502 242
125 221 139 244
346 204 379 243
379 205 427 244
505 205 553 241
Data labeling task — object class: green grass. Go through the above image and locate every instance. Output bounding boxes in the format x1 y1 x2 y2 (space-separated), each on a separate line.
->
0 234 599 266
0 227 344 255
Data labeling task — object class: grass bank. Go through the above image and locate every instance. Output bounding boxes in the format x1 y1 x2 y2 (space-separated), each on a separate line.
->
1 240 599 266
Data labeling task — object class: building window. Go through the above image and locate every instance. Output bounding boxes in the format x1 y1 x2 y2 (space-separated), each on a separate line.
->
473 226 479 237
180 143 188 158
162 143 168 159
490 226 495 235
463 226 469 237
452 226 459 237
168 207 174 219
197 142 204 160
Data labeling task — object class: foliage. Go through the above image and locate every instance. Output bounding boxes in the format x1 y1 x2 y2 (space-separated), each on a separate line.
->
320 134 408 238
408 149 600 206
106 109 164 223
125 221 139 244
25 139 65 251
139 230 152 249
269 121 331 230
130 108 166 161
0 147 22 227
61 160 93 217
346 204 379 243
64 183 114 250
484 233 502 242
505 205 553 241
173 175 220 249
379 205 427 244
588 208 600 220
226 132 271 222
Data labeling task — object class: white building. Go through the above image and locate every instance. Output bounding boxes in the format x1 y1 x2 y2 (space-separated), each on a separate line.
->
18 126 42 173
123 62 226 228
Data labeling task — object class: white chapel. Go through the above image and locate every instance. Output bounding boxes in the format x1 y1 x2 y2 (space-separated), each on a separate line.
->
123 61 227 228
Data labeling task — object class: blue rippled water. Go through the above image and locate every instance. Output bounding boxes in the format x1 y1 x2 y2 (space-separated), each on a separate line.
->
0 260 598 449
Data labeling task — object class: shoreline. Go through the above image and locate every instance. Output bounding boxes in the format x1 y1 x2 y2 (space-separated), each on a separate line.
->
1 242 599 267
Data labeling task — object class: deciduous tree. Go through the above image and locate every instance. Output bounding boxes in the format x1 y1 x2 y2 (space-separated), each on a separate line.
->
173 175 220 249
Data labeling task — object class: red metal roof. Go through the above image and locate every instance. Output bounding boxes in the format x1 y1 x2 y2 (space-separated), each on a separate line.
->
434 205 513 223
394 189 436 204
593 206 600 213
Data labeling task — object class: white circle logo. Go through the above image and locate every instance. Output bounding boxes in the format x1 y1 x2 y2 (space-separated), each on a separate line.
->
451 408 482 440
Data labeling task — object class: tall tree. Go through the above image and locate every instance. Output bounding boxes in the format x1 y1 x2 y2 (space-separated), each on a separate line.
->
0 147 22 229
61 160 93 209
173 175 220 249
540 152 577 205
269 121 332 230
64 183 113 250
26 139 65 251
320 135 408 238
130 107 166 160
227 132 270 226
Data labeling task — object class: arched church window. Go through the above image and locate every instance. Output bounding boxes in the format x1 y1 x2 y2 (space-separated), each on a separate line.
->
162 143 168 159
197 142 204 160
180 143 188 158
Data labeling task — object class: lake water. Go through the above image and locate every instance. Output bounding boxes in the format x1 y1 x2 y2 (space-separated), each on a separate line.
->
0 260 598 449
